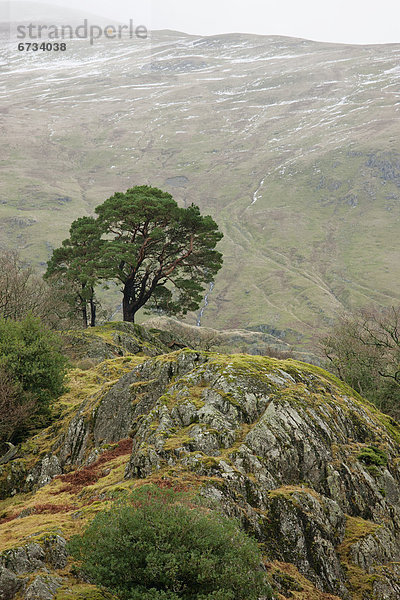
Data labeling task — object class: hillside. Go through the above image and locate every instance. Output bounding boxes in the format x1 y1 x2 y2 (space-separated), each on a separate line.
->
142 315 320 363
1 30 400 345
1 323 400 599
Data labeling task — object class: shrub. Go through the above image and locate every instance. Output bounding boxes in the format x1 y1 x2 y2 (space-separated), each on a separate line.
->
320 307 400 419
68 485 272 600
0 314 68 443
0 249 80 329
0 368 35 444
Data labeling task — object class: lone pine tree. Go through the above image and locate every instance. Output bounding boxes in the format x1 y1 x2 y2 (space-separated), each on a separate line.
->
47 186 223 324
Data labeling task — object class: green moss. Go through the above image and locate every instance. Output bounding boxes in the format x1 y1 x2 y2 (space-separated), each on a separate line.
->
161 385 206 411
367 465 381 477
163 425 197 451
209 353 284 381
272 569 303 593
357 446 388 467
340 516 380 548
266 560 341 600
55 582 116 599
374 412 400 446
214 389 241 407
268 485 322 504
338 515 381 600
185 386 207 409
200 456 220 469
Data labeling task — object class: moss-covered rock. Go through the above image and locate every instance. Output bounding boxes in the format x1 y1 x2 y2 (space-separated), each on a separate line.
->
61 322 175 362
2 348 400 599
120 351 400 598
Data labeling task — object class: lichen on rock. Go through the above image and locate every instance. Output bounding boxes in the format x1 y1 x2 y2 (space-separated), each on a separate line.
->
2 341 400 600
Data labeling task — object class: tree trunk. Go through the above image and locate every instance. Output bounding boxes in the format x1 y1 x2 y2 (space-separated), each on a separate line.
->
80 286 88 328
122 296 135 322
122 275 159 323
82 304 88 328
122 279 136 322
90 294 96 327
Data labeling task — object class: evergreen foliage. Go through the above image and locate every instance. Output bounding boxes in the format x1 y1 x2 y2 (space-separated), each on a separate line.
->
46 186 223 325
0 315 68 442
45 217 103 327
68 485 271 600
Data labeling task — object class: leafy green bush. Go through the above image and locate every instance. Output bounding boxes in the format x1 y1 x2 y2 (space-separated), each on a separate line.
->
68 485 272 600
0 314 68 442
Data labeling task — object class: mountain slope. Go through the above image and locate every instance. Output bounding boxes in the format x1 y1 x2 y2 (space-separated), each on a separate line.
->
1 324 400 599
1 31 400 345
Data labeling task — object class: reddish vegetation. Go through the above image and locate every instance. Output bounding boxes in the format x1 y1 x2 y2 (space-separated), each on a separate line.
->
59 466 99 491
32 503 74 514
96 437 133 465
0 503 74 525
150 478 192 492
0 512 20 525
57 438 133 493
0 441 134 525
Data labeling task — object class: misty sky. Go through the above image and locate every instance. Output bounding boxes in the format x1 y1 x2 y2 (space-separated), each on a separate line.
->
6 0 400 44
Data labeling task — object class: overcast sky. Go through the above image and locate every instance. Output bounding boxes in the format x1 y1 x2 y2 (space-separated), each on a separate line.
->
6 0 400 44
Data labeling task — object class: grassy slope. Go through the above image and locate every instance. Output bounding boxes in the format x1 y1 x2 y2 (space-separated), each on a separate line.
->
1 32 400 347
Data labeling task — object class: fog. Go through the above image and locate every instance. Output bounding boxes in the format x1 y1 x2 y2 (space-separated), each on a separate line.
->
4 0 400 44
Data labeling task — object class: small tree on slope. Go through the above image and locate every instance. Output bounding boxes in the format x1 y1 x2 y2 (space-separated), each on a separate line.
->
45 217 103 327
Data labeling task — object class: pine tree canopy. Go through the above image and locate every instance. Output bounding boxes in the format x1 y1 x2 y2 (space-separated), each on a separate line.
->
46 186 223 324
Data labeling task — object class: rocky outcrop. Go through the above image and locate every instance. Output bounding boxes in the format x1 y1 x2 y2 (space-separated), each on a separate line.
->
24 575 62 600
93 350 208 445
366 151 400 188
60 321 178 362
47 350 209 475
0 536 67 600
120 351 400 599
2 346 400 599
1 536 67 573
0 323 184 496
0 566 23 600
143 315 318 364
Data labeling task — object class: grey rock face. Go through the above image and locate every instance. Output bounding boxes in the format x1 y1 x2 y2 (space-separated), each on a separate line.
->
30 456 62 489
3 347 400 599
0 322 181 496
118 351 400 599
0 537 67 600
0 459 30 500
57 415 89 467
1 544 45 575
265 491 349 599
41 535 67 570
24 575 62 600
93 350 207 445
0 566 23 600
